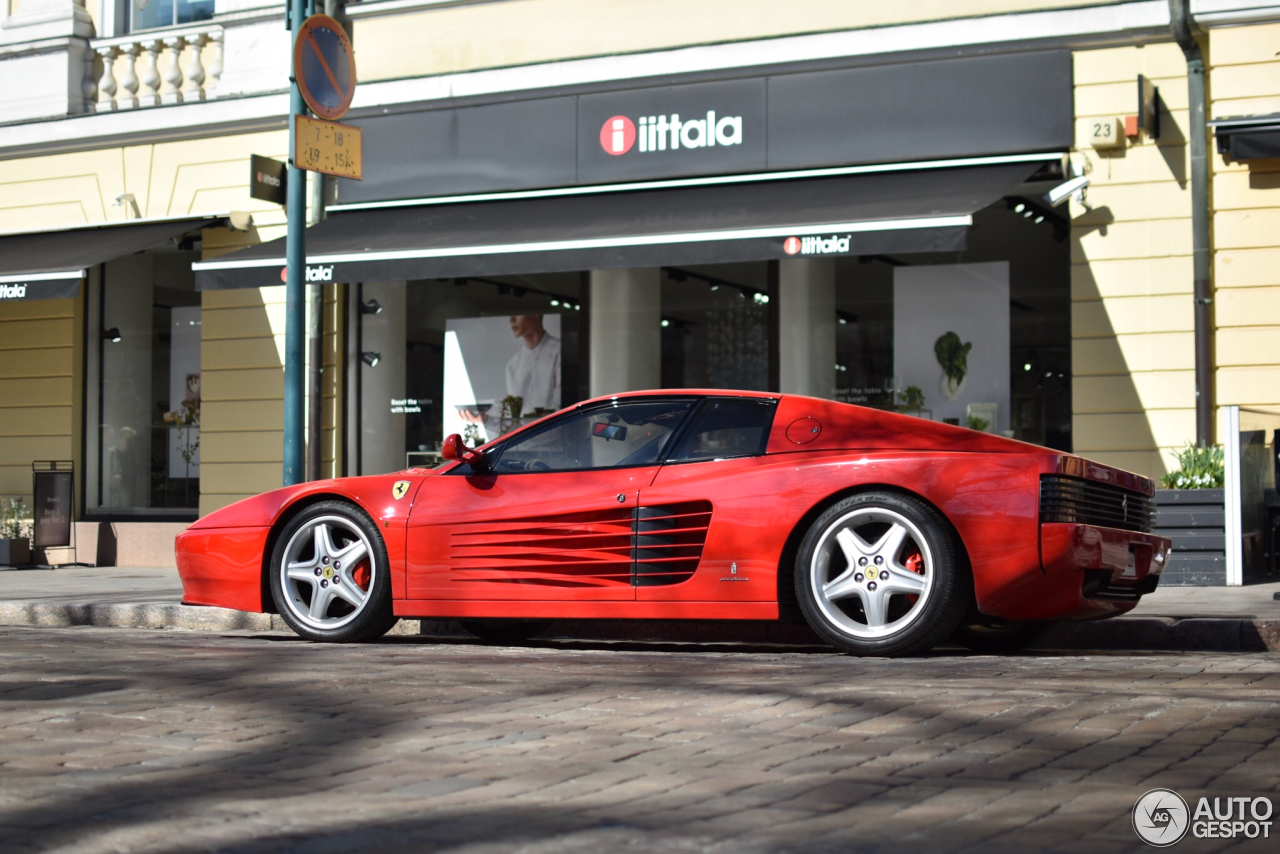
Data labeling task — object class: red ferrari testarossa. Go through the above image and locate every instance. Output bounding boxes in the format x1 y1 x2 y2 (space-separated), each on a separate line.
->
176 390 1170 656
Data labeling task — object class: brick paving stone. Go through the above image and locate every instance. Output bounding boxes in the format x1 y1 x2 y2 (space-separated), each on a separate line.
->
0 626 1278 851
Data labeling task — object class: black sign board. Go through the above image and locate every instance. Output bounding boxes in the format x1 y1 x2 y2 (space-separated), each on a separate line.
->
33 468 73 549
250 155 288 205
337 50 1073 204
1138 74 1160 139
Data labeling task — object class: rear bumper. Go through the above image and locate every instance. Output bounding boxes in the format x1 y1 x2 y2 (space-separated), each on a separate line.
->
175 526 270 612
982 523 1171 622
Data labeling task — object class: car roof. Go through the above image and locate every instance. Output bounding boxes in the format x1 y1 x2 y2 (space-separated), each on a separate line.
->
575 389 783 408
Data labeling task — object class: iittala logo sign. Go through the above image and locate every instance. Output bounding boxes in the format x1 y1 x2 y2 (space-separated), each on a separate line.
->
599 111 744 156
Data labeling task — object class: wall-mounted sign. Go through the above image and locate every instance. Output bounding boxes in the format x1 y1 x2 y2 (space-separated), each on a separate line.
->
294 14 356 121
1138 74 1160 139
295 115 363 180
250 154 287 204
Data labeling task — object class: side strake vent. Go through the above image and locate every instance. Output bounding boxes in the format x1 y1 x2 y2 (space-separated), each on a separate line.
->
1039 475 1155 534
449 501 713 589
633 502 713 587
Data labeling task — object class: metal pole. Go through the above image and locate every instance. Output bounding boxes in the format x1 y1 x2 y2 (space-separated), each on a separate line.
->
284 0 308 486
306 0 340 482
1169 0 1213 445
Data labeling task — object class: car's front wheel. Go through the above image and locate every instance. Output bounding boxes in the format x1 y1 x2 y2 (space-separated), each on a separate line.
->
269 500 398 642
795 491 969 657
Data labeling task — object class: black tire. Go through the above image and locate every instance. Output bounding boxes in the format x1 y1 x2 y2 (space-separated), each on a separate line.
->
459 620 553 644
268 500 398 642
951 620 1048 654
794 491 970 657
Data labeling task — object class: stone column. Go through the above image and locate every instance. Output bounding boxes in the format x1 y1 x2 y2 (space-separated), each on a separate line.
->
778 257 836 399
589 268 661 397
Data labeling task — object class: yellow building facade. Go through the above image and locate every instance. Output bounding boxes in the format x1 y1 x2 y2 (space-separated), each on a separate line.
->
1 0 1277 563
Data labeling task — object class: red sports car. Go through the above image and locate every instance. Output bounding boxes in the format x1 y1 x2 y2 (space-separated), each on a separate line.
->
175 390 1170 656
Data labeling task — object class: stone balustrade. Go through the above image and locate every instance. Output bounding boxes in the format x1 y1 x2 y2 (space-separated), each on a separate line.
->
85 25 225 112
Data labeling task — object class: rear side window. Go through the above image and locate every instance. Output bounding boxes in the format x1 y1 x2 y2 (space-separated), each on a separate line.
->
667 398 777 463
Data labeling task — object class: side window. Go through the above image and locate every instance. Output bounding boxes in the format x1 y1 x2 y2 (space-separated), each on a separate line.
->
490 399 694 473
667 398 777 463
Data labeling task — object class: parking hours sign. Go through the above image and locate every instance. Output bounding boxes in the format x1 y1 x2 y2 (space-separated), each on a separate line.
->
295 114 363 180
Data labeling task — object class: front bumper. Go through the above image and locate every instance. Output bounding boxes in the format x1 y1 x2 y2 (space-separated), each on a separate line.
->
175 526 270 612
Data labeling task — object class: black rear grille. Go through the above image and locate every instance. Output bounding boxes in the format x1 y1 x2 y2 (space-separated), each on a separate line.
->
1039 475 1154 533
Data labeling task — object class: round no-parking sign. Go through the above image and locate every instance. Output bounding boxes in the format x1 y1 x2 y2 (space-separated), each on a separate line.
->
293 14 356 121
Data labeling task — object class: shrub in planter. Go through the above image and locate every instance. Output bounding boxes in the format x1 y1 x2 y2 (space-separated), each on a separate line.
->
1156 443 1226 586
0 497 31 567
1160 442 1224 489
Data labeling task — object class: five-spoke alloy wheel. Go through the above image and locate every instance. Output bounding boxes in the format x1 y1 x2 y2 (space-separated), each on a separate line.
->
269 501 398 642
796 491 969 656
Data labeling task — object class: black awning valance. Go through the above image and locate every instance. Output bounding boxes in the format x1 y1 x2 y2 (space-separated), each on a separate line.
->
194 160 1051 291
1213 114 1280 161
0 217 222 301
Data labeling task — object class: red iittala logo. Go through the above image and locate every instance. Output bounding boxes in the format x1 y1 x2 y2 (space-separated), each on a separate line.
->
600 116 637 155
784 237 802 255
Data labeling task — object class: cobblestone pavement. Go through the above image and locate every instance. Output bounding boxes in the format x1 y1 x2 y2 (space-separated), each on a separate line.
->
0 626 1278 853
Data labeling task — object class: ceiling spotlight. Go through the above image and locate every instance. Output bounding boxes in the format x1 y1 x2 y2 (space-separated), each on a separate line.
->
361 351 381 368
661 319 670 328
361 299 382 315
1034 215 1045 224
103 327 122 343
550 299 560 307
1014 203 1026 213
1023 362 1032 372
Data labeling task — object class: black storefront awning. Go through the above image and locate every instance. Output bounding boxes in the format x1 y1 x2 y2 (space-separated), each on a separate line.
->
1212 114 1280 161
0 217 225 301
193 159 1052 290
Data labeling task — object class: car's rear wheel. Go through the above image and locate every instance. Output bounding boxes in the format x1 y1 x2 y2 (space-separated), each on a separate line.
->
951 620 1048 653
795 491 969 657
459 620 553 644
269 501 398 642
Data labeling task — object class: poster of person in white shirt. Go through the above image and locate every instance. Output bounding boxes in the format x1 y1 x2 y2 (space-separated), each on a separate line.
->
444 314 562 443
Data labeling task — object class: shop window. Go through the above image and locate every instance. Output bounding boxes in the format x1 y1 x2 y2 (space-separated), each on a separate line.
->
84 250 202 516
660 264 769 392
832 201 1071 450
131 0 214 31
350 275 584 475
490 399 694 473
667 398 776 462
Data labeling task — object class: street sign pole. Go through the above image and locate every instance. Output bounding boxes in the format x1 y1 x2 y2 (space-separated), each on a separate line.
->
283 0 309 486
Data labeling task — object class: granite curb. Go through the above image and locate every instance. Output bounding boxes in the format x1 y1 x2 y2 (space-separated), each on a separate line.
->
0 601 1277 651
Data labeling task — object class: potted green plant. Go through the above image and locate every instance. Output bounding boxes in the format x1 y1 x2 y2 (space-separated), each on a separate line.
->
897 385 927 416
1154 443 1226 586
934 331 972 401
1 497 31 567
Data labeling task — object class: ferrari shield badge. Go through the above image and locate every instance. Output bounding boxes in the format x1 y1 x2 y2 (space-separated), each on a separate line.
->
392 480 410 500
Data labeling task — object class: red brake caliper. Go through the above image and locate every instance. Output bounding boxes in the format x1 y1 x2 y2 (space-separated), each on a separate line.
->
904 551 924 604
352 562 371 591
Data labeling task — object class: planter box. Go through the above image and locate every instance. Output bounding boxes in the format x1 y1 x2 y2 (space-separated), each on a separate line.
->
0 538 31 567
1154 489 1226 586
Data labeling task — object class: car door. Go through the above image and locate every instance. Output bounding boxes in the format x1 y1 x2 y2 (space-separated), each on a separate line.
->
405 398 697 601
638 396 781 603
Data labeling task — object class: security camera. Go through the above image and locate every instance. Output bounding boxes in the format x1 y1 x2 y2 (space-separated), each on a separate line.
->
1043 175 1089 208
